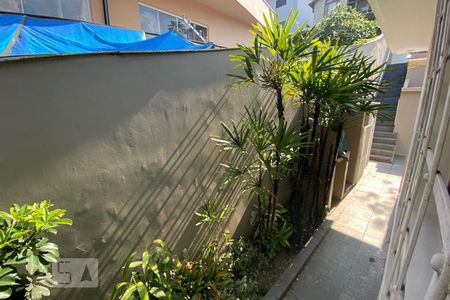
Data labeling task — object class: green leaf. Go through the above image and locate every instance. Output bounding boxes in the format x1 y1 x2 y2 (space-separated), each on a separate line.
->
0 287 12 299
120 284 137 300
135 282 149 300
42 252 58 263
0 267 14 279
149 287 166 299
37 241 59 253
26 253 40 275
56 218 73 225
30 284 51 300
0 275 16 287
128 261 142 268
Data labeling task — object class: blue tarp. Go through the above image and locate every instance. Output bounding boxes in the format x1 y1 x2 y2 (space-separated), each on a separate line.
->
0 13 213 56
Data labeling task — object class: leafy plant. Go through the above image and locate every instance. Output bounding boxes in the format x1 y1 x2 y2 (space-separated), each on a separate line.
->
0 200 72 300
229 11 315 124
227 13 314 242
111 239 241 300
214 107 303 243
195 198 234 226
313 4 378 45
260 219 293 259
226 237 262 298
228 11 387 247
287 38 387 242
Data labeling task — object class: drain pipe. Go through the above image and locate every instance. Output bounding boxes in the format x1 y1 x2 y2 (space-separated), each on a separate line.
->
103 0 110 25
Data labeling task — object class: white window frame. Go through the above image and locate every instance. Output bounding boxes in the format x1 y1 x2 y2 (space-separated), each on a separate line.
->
0 0 92 22
138 3 209 42
379 0 450 299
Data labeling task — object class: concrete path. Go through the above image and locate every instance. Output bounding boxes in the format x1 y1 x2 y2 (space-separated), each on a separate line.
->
284 158 404 300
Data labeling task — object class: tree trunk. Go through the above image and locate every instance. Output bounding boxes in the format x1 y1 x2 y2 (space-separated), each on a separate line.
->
313 126 329 224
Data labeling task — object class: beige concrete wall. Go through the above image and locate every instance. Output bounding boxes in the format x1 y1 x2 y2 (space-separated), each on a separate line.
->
394 91 421 156
368 0 436 53
355 35 389 70
89 0 105 24
88 0 255 47
0 50 274 298
235 0 273 24
328 37 388 196
346 112 376 185
394 59 426 156
405 58 427 88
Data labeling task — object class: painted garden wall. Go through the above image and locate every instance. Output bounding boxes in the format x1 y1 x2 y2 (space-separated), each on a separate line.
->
0 50 294 298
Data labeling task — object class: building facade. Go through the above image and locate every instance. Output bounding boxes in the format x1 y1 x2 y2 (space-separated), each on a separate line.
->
309 0 372 23
267 0 314 27
367 0 450 298
0 0 272 48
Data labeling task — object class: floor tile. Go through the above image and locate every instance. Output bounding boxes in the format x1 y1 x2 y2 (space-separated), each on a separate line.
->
284 159 404 300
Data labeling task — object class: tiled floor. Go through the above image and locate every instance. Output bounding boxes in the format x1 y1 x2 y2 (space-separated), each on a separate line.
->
284 157 405 300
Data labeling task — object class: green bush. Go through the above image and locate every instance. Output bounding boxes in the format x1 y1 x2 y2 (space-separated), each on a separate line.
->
214 107 299 248
111 239 237 300
111 237 267 300
0 200 72 300
313 4 378 45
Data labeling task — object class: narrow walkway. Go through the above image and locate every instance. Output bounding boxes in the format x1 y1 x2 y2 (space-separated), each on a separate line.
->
284 158 404 300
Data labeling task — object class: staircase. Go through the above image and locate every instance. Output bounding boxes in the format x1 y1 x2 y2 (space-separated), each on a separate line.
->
370 63 408 163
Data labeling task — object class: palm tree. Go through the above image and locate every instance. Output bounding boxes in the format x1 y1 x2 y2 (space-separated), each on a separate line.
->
289 41 388 238
228 11 314 232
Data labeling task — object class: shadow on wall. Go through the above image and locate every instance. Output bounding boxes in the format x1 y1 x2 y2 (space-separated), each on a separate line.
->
0 50 275 298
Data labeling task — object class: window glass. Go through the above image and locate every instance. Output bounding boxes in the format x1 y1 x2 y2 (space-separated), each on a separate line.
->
139 4 208 42
276 0 287 8
356 0 371 13
192 23 207 41
176 18 188 38
159 11 177 33
0 0 22 13
325 0 338 15
23 0 59 18
61 0 91 21
0 0 91 21
348 0 371 13
176 19 207 42
139 4 159 34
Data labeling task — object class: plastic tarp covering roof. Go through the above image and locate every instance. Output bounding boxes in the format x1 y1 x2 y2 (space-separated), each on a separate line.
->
0 13 213 56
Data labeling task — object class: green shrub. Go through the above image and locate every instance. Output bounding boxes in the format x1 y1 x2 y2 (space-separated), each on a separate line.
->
111 237 270 300
227 237 262 280
111 239 237 300
214 107 301 247
0 200 72 300
313 4 378 45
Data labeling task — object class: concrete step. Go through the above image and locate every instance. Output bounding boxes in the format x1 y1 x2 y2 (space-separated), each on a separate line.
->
373 136 396 145
375 125 395 132
372 142 396 151
378 105 398 111
381 108 397 115
374 131 397 138
370 154 394 163
378 97 400 105
376 120 395 126
371 148 395 157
